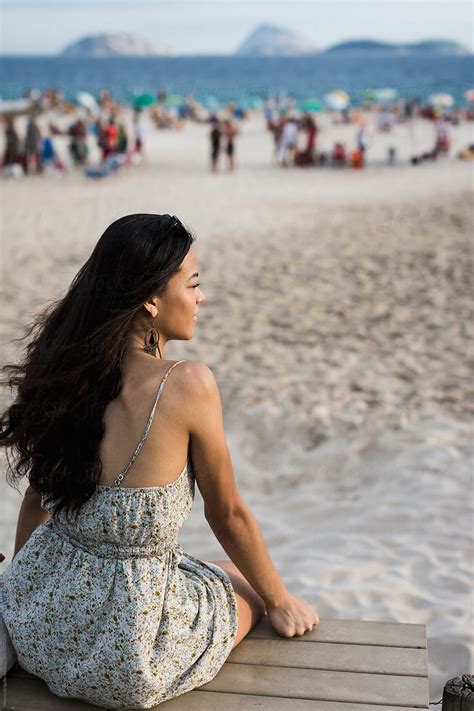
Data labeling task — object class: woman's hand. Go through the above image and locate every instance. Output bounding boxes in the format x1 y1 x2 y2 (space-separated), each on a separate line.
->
266 593 320 638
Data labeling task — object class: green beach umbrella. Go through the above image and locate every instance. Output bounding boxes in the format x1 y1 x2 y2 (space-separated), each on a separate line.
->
364 88 398 103
164 94 184 107
301 98 322 112
133 93 156 108
374 88 398 102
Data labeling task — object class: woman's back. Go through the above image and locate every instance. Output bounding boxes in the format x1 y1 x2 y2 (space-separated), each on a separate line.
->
98 355 190 488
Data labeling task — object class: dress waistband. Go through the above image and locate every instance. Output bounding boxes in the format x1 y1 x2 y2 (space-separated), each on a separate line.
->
50 520 183 560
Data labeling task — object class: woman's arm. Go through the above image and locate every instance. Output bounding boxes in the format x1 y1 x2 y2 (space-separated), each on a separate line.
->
181 362 319 639
181 362 290 608
13 486 50 560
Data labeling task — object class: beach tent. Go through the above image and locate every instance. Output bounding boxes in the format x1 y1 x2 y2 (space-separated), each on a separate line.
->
428 93 454 108
133 93 156 108
324 91 350 110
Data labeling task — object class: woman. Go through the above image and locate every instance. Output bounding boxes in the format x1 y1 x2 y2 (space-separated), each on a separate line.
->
0 214 319 709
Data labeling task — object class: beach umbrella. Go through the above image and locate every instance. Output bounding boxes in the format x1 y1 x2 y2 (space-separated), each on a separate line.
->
0 98 34 117
238 96 264 110
76 91 98 111
363 89 376 101
324 90 350 110
363 88 398 103
133 93 156 108
301 98 322 112
428 93 454 108
464 89 474 102
374 88 398 103
201 95 220 111
163 94 184 107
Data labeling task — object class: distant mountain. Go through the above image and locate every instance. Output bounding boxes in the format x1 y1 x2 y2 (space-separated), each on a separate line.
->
407 39 470 55
323 38 469 55
235 24 316 56
60 33 174 57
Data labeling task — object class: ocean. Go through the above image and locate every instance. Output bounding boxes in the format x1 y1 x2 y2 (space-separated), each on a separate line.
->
0 53 472 107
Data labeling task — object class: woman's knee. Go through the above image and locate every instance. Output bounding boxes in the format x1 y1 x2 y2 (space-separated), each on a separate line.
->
208 559 266 647
209 559 266 647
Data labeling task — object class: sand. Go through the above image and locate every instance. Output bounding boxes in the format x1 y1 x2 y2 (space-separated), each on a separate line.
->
1 110 473 701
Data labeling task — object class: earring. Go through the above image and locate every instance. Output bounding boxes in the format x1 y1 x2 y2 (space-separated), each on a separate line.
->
143 318 162 358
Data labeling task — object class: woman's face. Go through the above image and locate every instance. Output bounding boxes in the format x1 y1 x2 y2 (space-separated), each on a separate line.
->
157 247 206 341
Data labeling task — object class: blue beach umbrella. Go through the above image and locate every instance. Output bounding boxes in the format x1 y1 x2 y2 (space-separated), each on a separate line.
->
201 96 220 111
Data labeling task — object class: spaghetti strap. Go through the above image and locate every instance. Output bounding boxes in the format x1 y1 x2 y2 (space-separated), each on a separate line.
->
112 360 187 487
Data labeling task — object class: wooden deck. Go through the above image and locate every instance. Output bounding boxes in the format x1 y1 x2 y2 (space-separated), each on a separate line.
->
3 616 430 710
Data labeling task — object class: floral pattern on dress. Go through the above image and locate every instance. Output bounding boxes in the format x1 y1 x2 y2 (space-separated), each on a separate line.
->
0 459 239 709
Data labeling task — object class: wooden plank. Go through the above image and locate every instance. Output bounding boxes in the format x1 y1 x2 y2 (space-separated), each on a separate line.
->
160 689 429 711
249 617 427 648
3 677 101 710
228 638 428 676
200 663 430 707
1 679 429 711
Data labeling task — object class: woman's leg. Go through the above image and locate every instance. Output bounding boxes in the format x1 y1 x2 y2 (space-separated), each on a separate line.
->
208 559 266 650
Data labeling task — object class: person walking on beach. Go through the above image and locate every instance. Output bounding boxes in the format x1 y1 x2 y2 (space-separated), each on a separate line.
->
0 214 319 709
209 116 221 172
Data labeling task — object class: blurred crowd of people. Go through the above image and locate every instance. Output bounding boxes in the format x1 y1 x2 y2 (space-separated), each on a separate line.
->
263 93 464 169
1 85 472 177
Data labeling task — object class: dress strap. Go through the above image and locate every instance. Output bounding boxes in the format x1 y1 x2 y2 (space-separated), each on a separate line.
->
112 360 187 487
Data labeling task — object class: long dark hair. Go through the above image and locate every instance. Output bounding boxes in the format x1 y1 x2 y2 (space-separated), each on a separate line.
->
0 214 194 522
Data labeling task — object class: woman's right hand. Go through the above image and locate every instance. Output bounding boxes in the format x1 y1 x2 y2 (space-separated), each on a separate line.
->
266 593 320 638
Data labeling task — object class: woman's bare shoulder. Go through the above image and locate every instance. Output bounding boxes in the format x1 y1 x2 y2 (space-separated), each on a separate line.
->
172 360 218 392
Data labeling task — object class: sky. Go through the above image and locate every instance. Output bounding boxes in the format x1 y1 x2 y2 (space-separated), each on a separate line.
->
1 0 472 55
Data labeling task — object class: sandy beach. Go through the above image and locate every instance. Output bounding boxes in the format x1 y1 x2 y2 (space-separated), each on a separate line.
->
1 110 473 702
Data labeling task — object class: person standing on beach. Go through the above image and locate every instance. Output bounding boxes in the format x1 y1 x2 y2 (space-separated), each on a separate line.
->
2 118 21 167
0 213 319 708
133 108 144 155
223 119 238 171
356 120 368 155
210 116 221 172
24 115 42 174
277 114 298 167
